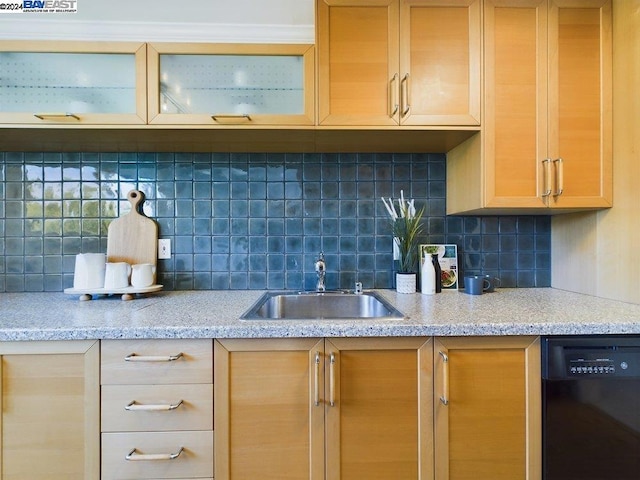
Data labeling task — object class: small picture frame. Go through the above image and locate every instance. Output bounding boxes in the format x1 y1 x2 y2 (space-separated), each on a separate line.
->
420 244 459 290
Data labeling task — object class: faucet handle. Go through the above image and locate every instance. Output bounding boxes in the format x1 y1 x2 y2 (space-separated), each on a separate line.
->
315 252 326 272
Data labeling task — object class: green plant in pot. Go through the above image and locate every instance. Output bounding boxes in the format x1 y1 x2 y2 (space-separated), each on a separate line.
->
381 192 425 293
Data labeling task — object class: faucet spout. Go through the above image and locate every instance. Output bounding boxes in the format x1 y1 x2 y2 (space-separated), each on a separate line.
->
315 252 326 292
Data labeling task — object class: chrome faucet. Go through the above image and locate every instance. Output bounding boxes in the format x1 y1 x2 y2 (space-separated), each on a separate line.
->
315 252 326 292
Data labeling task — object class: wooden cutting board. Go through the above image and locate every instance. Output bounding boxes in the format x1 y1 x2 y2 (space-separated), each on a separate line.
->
107 190 158 279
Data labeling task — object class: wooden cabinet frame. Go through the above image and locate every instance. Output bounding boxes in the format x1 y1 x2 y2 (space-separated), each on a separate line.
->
0 40 147 125
147 43 315 126
317 0 481 127
447 0 612 214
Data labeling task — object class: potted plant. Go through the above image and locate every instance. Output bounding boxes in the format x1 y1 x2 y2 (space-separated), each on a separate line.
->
381 192 425 293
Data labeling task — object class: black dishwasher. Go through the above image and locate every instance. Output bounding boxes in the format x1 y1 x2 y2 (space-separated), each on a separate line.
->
542 336 640 480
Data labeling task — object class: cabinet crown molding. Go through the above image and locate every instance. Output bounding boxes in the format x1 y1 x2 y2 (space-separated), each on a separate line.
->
0 19 314 43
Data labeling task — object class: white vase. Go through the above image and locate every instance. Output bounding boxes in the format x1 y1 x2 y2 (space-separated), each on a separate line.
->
421 255 436 295
396 272 416 294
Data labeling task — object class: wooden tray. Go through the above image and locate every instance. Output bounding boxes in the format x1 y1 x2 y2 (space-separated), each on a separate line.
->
64 285 163 302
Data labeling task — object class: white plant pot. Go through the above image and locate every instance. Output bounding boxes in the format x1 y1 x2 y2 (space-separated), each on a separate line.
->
396 273 417 294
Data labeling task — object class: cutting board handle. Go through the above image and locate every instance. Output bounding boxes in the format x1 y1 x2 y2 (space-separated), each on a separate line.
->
127 190 145 213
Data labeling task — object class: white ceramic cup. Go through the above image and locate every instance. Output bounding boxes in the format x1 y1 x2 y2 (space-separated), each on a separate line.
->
104 262 131 289
131 263 156 288
73 253 106 289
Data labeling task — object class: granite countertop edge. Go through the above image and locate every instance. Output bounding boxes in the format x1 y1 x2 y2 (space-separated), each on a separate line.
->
2 288 640 341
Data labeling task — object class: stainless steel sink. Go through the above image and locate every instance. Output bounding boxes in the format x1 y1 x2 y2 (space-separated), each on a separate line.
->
241 291 406 320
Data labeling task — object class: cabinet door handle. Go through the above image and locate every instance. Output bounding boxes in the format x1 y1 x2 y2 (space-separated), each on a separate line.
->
124 352 183 362
34 113 80 120
329 352 336 407
125 399 184 411
125 447 184 461
439 350 449 406
401 73 411 117
314 351 321 407
211 114 252 123
542 158 552 197
553 158 564 197
390 73 399 117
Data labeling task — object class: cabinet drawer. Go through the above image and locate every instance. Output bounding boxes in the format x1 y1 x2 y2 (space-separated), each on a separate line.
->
102 384 213 432
102 339 213 385
102 431 213 480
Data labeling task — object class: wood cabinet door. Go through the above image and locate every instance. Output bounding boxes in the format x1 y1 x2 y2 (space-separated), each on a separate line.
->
214 338 325 480
317 0 400 125
325 337 433 480
548 0 612 209
483 0 549 209
0 341 100 480
433 336 541 480
399 0 481 126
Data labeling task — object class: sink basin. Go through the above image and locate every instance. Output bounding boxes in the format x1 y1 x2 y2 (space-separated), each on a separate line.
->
241 291 406 320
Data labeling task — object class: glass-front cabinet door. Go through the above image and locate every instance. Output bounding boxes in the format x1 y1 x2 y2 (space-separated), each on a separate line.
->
147 43 315 125
0 41 146 124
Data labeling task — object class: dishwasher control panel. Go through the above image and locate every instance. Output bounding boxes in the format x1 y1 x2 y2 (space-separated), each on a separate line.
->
567 357 618 376
543 336 640 380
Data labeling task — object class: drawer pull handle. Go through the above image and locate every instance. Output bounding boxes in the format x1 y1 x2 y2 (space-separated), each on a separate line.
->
125 400 184 411
126 447 184 461
124 352 183 362
34 112 80 120
211 114 252 123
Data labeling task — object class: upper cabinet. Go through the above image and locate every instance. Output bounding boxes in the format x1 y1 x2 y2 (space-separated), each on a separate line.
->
316 0 481 126
447 0 612 214
0 41 147 125
147 43 315 126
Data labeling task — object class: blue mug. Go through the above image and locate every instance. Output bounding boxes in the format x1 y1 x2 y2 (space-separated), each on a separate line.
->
483 275 501 292
464 275 490 295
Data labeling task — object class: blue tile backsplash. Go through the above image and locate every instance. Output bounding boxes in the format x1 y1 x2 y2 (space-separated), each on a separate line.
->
0 151 551 292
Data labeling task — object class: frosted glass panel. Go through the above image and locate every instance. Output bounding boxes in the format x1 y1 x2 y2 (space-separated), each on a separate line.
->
0 52 136 114
159 54 305 115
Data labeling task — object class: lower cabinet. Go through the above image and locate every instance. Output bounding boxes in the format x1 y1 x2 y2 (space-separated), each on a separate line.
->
214 337 433 480
214 336 541 480
0 335 539 479
0 340 100 480
100 339 214 480
434 336 541 480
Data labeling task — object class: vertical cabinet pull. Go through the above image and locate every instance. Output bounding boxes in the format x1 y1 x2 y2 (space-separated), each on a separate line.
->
541 158 552 197
314 352 321 407
126 447 184 461
439 351 449 406
124 353 183 362
553 158 564 197
401 73 411 116
389 73 399 117
329 352 336 407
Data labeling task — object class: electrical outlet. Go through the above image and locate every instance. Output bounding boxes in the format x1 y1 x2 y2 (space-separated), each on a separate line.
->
158 239 171 259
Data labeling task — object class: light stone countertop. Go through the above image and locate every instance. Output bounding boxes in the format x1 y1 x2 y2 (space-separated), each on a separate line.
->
2 288 640 341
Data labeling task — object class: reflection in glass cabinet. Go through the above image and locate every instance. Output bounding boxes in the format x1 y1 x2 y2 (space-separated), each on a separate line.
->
159 54 305 116
0 52 137 114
